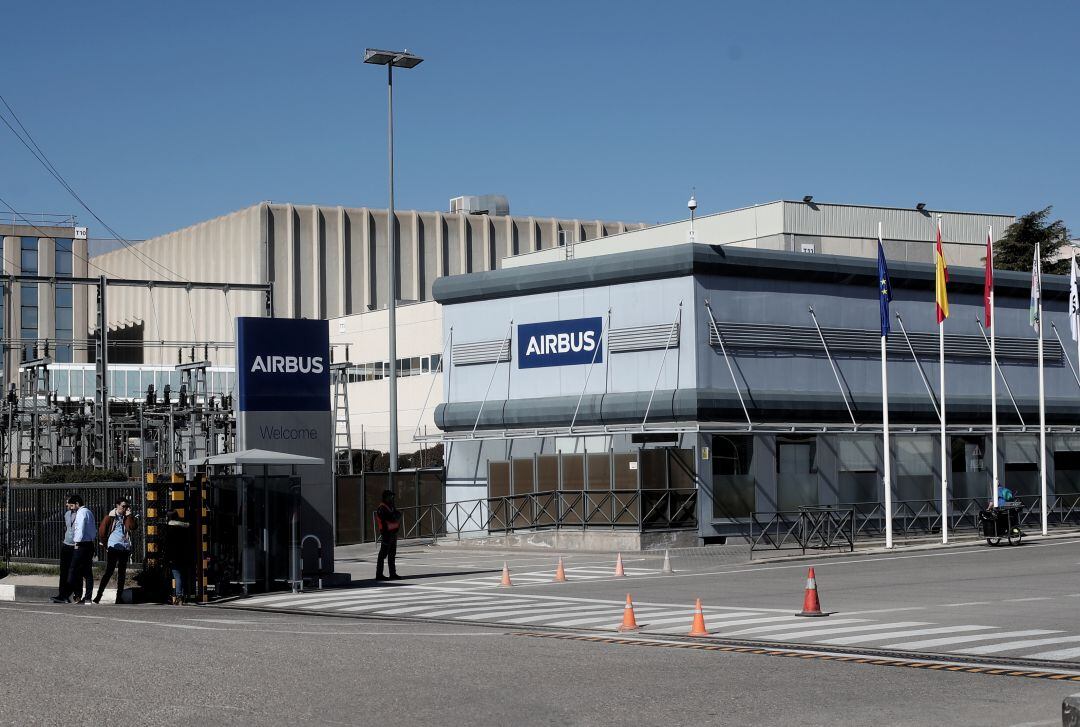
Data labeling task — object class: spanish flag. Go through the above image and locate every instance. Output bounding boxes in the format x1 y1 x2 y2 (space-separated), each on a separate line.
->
935 219 949 323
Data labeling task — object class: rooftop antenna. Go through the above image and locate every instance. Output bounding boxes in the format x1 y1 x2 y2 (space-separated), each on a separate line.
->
687 188 697 243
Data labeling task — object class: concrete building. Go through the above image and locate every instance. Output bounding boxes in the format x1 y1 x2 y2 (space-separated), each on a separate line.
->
90 200 646 369
0 216 91 386
431 242 1080 544
88 199 1025 462
504 200 1016 269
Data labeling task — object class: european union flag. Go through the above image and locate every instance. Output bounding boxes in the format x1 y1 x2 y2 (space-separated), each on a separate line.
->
878 239 892 337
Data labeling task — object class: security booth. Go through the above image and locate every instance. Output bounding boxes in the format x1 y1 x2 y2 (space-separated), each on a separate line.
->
190 449 325 597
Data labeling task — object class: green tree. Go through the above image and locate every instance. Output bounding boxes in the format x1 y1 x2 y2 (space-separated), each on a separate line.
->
993 206 1072 275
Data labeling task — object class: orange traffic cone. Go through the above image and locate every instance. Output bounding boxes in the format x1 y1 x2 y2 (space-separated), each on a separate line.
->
554 557 568 583
500 562 513 587
797 567 827 617
617 594 639 632
614 553 625 577
688 598 709 636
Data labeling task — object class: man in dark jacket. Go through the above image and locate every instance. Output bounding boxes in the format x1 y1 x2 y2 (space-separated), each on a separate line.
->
375 490 402 581
163 510 193 605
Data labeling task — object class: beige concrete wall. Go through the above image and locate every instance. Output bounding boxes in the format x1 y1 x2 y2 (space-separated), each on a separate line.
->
91 205 265 365
90 202 641 367
331 301 443 454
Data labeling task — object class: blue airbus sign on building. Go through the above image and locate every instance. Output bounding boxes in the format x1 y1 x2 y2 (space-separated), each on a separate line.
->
518 316 604 369
237 317 331 412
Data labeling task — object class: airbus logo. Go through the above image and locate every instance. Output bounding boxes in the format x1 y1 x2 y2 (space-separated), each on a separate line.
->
524 331 598 356
517 316 604 369
250 355 325 374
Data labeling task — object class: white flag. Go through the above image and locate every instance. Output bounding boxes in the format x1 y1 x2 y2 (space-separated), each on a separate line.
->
1029 244 1041 332
1071 255 1079 341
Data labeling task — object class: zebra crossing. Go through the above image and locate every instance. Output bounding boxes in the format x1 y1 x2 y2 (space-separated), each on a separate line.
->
232 585 1080 663
434 565 656 589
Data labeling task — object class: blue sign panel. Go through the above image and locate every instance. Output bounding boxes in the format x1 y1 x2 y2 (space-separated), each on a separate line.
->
518 317 603 369
237 317 331 412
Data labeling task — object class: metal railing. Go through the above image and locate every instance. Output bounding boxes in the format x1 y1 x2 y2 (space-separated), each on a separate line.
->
750 494 1080 553
2 482 144 564
751 506 856 555
0 212 78 228
371 488 698 543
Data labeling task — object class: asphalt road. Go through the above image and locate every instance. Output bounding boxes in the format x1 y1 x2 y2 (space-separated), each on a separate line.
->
310 536 1080 662
0 601 1073 727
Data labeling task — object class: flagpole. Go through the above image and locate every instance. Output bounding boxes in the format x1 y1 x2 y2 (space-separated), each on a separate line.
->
938 216 949 545
1037 242 1048 536
989 226 999 508
880 222 893 549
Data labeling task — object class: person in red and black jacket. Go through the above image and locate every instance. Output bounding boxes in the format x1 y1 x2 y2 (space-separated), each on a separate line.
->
374 490 402 581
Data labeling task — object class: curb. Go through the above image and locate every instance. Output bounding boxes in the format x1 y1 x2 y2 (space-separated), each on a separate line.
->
0 582 135 604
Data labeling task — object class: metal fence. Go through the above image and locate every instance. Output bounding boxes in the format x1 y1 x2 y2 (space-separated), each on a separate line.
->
1 482 144 564
750 506 856 555
373 488 698 543
750 494 1080 555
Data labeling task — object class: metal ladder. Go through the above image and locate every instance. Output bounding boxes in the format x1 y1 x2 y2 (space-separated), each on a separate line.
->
330 362 353 475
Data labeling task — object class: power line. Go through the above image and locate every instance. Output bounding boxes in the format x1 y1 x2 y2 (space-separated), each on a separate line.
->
0 94 190 282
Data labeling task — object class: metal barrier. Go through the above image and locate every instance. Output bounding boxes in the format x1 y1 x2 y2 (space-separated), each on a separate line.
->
371 488 698 543
750 506 855 555
2 482 144 564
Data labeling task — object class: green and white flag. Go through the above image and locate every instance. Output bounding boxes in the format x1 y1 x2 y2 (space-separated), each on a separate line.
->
1029 243 1042 331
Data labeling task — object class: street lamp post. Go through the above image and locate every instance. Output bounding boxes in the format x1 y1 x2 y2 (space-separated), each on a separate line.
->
364 48 423 474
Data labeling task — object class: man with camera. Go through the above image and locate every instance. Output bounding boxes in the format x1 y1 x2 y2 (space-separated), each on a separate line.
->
94 496 137 604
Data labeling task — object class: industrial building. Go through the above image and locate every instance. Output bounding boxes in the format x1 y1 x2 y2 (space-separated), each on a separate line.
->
431 241 1080 544
78 199 1020 458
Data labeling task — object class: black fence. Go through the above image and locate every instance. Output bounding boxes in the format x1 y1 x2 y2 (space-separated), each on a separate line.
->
1 483 144 564
372 488 698 543
750 494 1080 555
750 506 856 555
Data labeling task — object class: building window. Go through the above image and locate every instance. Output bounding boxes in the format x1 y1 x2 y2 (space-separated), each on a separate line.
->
712 435 755 518
895 435 935 501
20 237 37 360
777 435 818 511
836 435 879 504
54 239 74 363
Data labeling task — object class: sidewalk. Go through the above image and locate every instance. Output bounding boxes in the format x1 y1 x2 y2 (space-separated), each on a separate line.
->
0 573 134 603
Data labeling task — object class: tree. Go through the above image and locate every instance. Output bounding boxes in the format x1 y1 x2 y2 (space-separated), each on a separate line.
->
993 206 1072 275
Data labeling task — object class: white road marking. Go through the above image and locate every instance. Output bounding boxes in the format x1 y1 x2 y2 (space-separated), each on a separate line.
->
761 621 930 641
842 606 926 616
938 601 991 608
960 635 1080 655
719 618 868 636
370 597 502 615
825 625 995 645
881 630 1063 650
1022 645 1080 660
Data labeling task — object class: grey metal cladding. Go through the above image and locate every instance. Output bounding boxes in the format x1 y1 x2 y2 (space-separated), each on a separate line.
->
782 202 1014 243
432 243 1071 306
707 320 1063 363
452 338 512 366
608 323 681 353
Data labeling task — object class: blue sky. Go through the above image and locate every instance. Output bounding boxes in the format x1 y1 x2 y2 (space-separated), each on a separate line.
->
1 0 1077 245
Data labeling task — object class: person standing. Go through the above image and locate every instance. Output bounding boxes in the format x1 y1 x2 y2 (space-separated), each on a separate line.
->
94 497 137 604
375 490 402 581
66 495 97 604
163 510 192 605
50 498 79 603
